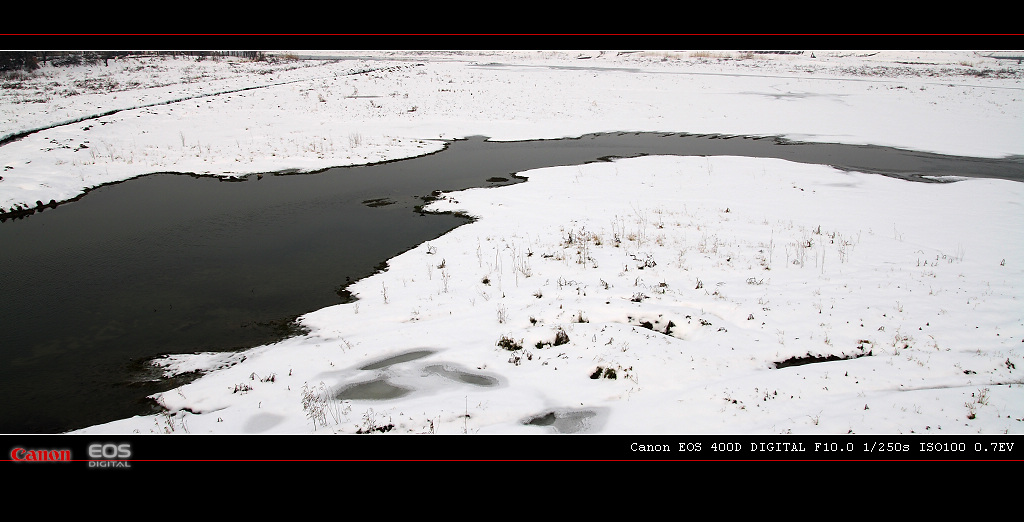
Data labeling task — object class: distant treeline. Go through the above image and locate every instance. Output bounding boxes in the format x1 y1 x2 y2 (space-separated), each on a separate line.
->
0 51 268 72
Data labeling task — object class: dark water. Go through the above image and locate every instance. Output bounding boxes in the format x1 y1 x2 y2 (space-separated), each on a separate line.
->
1 132 1021 433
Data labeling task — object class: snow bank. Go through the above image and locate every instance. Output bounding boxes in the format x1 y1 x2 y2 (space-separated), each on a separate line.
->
3 50 1022 214
76 154 1024 434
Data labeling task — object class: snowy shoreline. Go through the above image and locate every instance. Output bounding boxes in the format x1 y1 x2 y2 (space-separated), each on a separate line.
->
2 50 1022 435
3 50 1023 214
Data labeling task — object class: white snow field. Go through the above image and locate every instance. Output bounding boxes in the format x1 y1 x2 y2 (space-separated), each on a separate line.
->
2 50 1021 435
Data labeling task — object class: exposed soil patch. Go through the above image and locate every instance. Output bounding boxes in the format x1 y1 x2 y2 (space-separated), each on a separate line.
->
628 315 677 336
773 350 872 369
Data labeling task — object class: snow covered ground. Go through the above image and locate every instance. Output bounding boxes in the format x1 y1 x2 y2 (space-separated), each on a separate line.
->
2 49 1022 435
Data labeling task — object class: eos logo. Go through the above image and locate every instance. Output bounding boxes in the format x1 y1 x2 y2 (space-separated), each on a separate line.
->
87 443 132 468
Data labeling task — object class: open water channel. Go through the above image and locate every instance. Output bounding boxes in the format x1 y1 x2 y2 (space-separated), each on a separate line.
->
1 132 1021 433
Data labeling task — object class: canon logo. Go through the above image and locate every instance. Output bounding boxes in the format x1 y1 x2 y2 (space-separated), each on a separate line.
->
10 447 72 462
